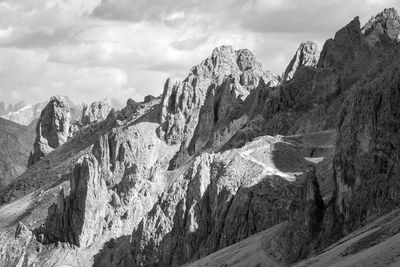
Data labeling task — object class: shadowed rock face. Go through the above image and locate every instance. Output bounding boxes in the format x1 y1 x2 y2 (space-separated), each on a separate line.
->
42 155 108 247
129 136 322 266
27 96 71 167
283 41 320 82
331 44 400 235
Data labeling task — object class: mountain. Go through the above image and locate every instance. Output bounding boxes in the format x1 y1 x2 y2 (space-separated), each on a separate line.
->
282 41 320 82
0 96 83 126
0 117 35 190
1 101 47 126
0 7 400 267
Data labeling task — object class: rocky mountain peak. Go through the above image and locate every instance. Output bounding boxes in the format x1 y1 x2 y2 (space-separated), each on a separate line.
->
283 41 320 82
159 45 278 148
81 99 111 125
362 7 400 45
27 95 71 167
317 16 363 70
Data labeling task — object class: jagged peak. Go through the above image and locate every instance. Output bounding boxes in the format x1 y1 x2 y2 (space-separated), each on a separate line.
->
162 45 279 96
298 41 319 53
49 95 68 105
333 16 362 43
362 7 400 43
282 40 320 82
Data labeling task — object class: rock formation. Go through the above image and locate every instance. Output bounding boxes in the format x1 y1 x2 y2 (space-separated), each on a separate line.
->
144 95 156 103
0 96 82 126
129 136 323 266
119 98 140 119
2 8 400 267
362 7 400 46
158 46 279 169
282 41 320 82
27 96 71 167
331 40 400 235
81 99 112 125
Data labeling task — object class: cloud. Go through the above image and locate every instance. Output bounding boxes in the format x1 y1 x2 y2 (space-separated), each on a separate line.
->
0 0 399 107
171 35 209 51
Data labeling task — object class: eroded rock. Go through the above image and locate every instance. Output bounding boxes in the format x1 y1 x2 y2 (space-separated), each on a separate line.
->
81 100 112 125
27 96 71 167
283 41 320 82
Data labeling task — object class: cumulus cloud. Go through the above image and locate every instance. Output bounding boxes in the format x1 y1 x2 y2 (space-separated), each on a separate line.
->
0 0 399 107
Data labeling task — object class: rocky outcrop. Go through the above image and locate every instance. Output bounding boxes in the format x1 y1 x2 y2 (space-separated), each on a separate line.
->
27 96 71 167
330 44 400 235
81 100 112 125
158 46 278 145
129 135 322 265
3 8 400 267
119 98 140 119
282 41 320 82
362 7 400 47
144 95 156 103
37 107 176 251
41 155 108 247
158 46 279 170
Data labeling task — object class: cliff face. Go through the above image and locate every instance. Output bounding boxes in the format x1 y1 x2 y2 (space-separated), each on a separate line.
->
332 44 400 234
362 7 400 46
282 41 320 82
27 96 72 167
2 8 400 267
158 46 278 156
81 100 112 125
128 135 325 266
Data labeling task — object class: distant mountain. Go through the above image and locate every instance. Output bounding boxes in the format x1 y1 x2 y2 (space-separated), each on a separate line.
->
1 101 47 126
0 96 83 126
0 117 35 189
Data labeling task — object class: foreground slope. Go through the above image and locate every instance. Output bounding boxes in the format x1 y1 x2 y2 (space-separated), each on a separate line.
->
0 118 35 189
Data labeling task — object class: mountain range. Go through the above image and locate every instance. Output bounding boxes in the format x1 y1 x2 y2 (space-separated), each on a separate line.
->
0 7 400 267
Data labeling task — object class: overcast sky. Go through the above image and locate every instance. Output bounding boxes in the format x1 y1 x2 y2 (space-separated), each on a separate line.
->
0 0 399 106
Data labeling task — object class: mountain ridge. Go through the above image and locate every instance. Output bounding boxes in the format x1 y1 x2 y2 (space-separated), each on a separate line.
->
0 7 400 267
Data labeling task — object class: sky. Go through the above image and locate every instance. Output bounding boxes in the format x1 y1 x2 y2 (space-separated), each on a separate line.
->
0 0 399 106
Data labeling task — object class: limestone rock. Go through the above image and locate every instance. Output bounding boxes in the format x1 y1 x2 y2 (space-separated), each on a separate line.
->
362 7 400 46
283 41 320 82
27 96 71 167
81 100 111 125
42 155 108 247
158 45 278 165
144 95 156 103
330 44 400 234
129 135 321 265
15 221 32 239
119 98 140 119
